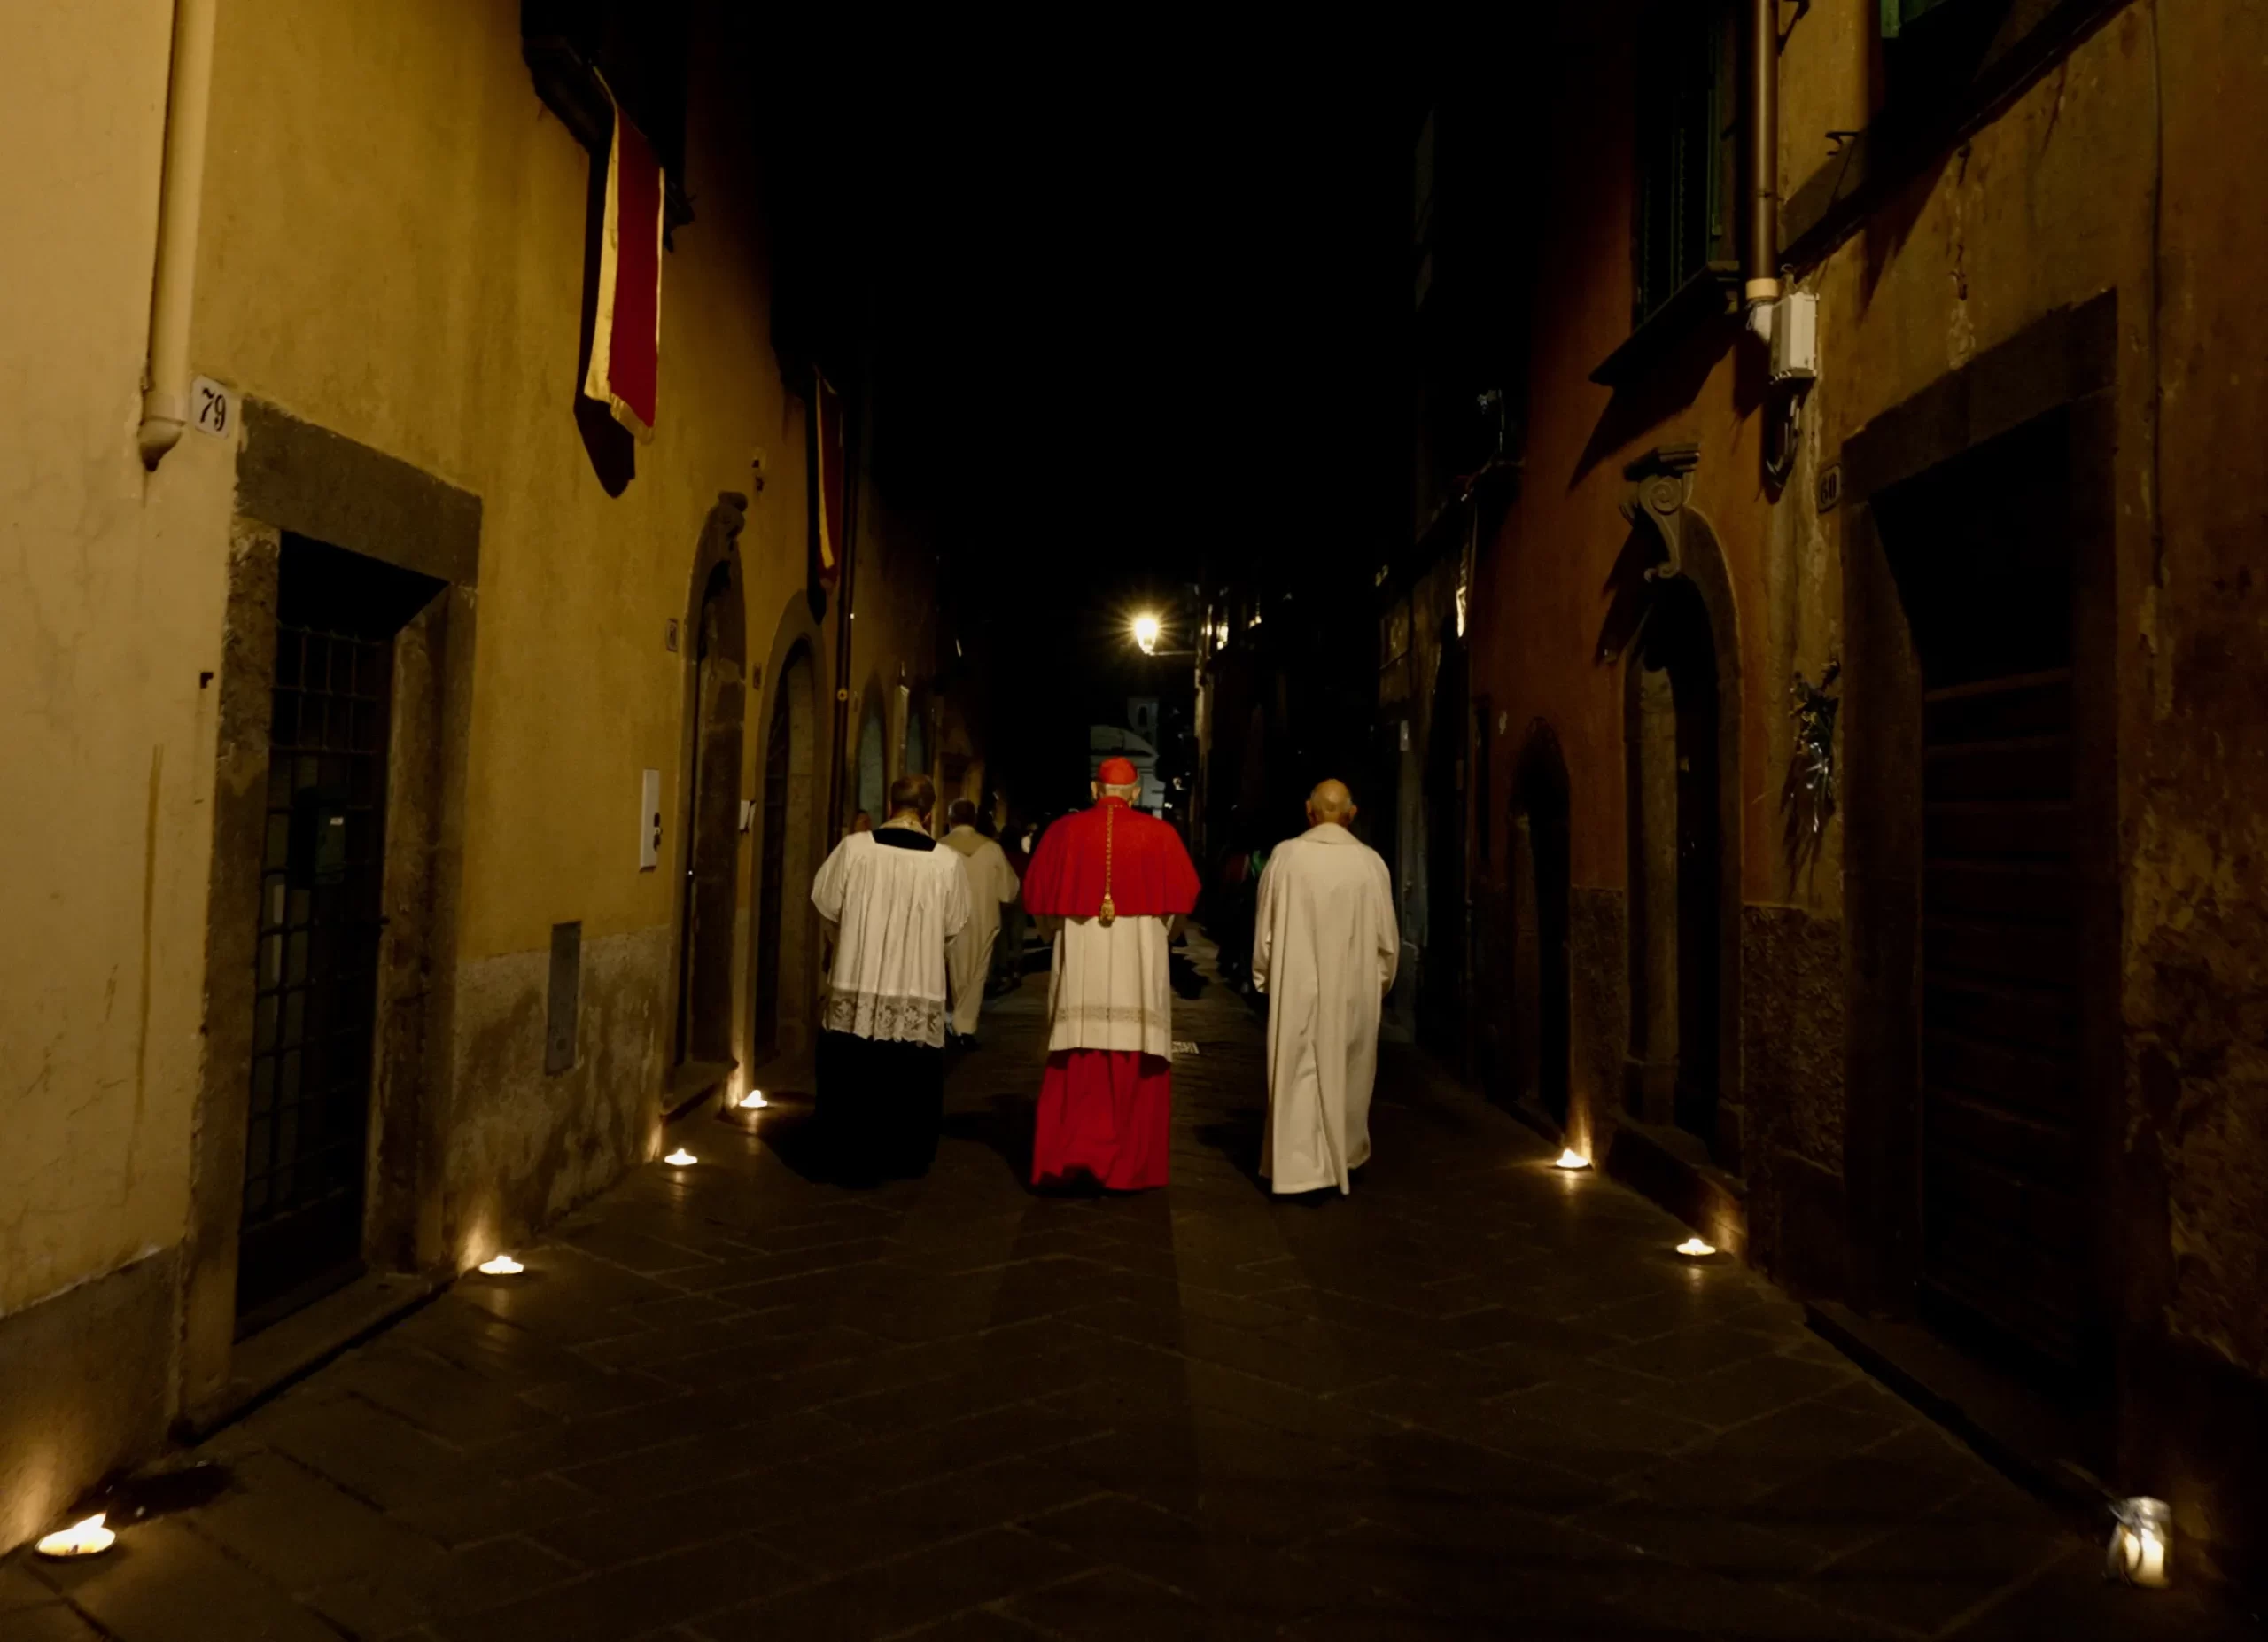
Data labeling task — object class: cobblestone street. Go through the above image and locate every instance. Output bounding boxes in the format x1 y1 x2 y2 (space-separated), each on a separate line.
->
6 950 2255 1641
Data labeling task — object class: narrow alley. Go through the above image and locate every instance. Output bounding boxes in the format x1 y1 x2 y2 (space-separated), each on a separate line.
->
5 946 2246 1641
11 4 2268 1626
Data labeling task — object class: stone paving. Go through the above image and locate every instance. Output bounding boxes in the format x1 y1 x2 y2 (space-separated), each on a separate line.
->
7 945 2258 1640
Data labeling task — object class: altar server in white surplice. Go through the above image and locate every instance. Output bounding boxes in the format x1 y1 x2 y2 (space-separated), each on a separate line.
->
1252 780 1398 1196
811 774 969 1179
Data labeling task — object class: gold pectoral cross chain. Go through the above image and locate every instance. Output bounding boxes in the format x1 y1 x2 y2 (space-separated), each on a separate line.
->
1098 804 1116 926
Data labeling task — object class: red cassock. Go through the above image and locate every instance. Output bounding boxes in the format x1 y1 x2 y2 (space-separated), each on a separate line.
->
1023 776 1199 1190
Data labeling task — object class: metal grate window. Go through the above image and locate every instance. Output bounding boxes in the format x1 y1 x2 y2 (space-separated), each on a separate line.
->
237 609 393 1326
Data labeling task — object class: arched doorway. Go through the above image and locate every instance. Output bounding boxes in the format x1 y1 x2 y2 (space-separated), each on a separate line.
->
1511 722 1573 1128
856 700 886 822
673 503 748 1079
1626 574 1722 1150
905 687 929 789
755 642 817 1060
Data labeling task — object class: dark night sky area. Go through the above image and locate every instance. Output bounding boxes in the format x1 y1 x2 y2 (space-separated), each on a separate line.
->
755 30 1425 813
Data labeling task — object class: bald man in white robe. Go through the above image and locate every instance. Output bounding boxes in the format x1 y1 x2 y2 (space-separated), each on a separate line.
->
1253 781 1399 1195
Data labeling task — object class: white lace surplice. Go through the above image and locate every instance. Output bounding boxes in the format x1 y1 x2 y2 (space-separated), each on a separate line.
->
812 829 971 1047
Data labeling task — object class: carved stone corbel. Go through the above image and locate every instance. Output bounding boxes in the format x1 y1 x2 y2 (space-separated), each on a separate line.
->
1621 443 1701 580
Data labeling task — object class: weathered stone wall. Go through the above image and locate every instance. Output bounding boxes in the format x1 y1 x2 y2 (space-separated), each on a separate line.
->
1738 903 1845 1284
1454 0 2265 1585
447 928 672 1260
2116 0 2268 1583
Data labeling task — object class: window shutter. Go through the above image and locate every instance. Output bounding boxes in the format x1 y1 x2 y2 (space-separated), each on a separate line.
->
1881 0 1956 36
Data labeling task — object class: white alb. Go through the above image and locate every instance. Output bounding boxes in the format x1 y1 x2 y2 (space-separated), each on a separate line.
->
943 825 1020 1035
1253 822 1399 1194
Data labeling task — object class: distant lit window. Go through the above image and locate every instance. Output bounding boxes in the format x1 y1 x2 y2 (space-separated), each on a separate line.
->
1880 0 1959 35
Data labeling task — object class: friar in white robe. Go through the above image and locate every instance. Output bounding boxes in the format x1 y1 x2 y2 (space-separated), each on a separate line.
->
1252 779 1399 1195
941 800 1019 1039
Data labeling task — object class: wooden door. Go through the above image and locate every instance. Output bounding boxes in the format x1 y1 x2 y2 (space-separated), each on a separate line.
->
1886 412 2085 1373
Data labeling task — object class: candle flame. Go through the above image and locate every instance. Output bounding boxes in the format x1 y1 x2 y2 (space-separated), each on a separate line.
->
1675 1237 1716 1258
477 1254 524 1276
1553 1149 1590 1170
664 1148 698 1167
740 1089 768 1109
35 1514 116 1559
2109 1497 2172 1588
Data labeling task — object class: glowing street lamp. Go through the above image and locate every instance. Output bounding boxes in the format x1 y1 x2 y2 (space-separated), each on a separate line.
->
1132 612 1162 655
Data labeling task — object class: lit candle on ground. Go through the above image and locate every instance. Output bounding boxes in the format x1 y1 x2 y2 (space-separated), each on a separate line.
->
35 1514 116 1560
740 1089 768 1109
664 1148 698 1167
2109 1498 2171 1588
1674 1237 1716 1258
1553 1149 1590 1170
477 1254 524 1276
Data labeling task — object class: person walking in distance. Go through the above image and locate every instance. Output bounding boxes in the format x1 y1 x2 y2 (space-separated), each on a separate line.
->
941 799 1018 1046
1253 780 1398 1195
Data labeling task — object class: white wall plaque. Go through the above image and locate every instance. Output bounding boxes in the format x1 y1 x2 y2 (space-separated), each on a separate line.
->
190 376 234 440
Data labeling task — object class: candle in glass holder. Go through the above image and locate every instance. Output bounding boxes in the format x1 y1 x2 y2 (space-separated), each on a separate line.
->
35 1514 115 1560
2107 1497 2171 1588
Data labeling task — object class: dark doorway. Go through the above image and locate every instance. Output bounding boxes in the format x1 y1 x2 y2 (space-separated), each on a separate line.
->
1876 410 2086 1377
857 704 886 821
237 537 440 1334
1627 575 1721 1150
755 645 816 1059
1419 635 1469 1060
1511 724 1573 1126
676 560 745 1071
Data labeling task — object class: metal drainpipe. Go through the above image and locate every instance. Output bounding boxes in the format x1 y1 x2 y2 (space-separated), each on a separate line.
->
138 0 220 469
1744 0 1782 307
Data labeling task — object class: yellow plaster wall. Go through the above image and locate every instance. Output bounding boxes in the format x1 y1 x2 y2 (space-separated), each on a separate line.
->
0 0 230 1319
191 0 812 968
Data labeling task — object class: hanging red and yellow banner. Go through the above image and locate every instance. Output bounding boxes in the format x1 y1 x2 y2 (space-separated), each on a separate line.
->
584 86 664 441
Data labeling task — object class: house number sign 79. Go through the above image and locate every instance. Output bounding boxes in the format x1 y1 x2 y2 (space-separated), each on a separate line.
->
190 376 233 439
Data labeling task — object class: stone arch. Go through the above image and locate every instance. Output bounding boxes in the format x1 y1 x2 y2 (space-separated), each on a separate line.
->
1619 451 1744 1171
670 494 750 1093
1510 720 1575 1132
752 588 823 1067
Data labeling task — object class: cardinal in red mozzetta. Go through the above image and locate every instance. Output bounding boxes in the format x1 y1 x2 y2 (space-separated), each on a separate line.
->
1021 755 1200 1190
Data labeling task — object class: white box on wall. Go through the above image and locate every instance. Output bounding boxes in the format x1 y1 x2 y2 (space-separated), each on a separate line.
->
640 768 662 869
